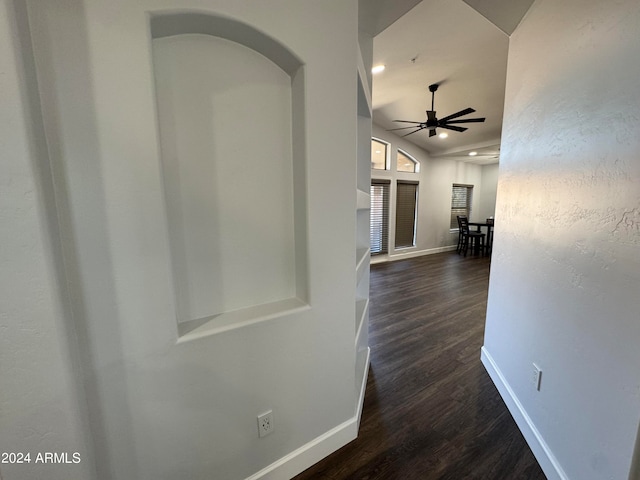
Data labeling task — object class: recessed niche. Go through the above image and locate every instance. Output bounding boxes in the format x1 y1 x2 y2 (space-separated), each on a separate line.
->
150 13 308 339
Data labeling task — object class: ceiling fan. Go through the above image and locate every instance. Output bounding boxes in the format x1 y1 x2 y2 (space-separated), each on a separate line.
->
389 84 485 138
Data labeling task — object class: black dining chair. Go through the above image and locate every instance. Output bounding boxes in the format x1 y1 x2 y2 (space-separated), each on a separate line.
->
455 215 467 253
457 215 485 257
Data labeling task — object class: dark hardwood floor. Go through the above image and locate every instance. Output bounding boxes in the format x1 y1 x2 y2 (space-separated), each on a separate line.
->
294 252 546 480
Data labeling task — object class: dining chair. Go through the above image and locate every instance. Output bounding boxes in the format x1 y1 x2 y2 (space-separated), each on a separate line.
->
457 215 485 257
456 215 467 253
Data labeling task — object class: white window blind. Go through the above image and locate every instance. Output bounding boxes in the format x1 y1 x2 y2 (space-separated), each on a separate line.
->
370 180 390 255
451 184 473 228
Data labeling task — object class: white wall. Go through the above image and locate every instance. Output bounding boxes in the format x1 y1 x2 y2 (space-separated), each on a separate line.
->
0 1 96 478
2 1 361 479
153 33 299 322
371 123 489 260
483 1 640 479
477 162 498 221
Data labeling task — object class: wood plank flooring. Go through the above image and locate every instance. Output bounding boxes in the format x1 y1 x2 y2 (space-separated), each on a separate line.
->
294 252 546 480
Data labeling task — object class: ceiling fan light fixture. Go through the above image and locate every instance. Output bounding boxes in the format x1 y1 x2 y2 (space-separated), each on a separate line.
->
372 64 386 74
438 132 448 139
388 84 485 138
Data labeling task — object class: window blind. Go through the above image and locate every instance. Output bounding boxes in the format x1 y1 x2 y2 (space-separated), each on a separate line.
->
395 181 418 248
370 180 390 255
451 184 473 229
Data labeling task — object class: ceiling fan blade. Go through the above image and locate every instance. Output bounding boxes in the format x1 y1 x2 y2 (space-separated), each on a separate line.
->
443 117 486 124
439 124 468 132
429 128 437 137
426 110 437 122
402 127 426 137
438 107 476 123
387 125 425 131
392 119 424 124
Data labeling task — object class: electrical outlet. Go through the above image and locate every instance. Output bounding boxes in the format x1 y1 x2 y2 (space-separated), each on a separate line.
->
532 363 542 391
257 410 274 438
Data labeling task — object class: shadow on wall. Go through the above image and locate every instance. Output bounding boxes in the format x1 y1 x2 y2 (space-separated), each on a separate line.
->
11 0 136 476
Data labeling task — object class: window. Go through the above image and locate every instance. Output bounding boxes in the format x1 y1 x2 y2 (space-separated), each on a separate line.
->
395 181 418 248
396 149 419 173
371 138 389 170
370 180 390 255
451 184 473 229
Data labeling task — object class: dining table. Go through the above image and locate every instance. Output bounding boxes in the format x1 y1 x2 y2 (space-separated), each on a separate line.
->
468 220 494 255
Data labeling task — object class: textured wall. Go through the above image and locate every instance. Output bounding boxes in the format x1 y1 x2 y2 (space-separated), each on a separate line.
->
484 0 640 479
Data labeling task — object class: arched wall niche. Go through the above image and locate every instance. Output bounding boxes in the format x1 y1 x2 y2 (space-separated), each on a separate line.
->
150 11 303 75
149 11 309 340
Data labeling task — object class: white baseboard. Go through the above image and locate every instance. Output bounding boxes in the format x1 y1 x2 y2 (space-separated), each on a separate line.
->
355 347 371 428
245 419 357 480
246 349 371 480
480 347 568 480
371 245 457 264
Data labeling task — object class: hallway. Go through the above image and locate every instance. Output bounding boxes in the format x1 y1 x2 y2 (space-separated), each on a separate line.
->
295 252 545 479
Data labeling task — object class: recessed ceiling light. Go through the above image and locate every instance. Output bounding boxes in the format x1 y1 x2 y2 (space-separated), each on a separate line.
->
371 65 385 74
469 151 478 156
438 132 448 139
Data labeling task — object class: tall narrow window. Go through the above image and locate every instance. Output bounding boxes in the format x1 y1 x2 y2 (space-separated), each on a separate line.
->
370 180 390 255
371 138 389 170
451 184 473 228
395 181 418 248
396 149 419 173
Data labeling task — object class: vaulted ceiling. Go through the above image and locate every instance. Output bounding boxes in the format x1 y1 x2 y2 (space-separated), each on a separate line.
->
366 0 535 165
